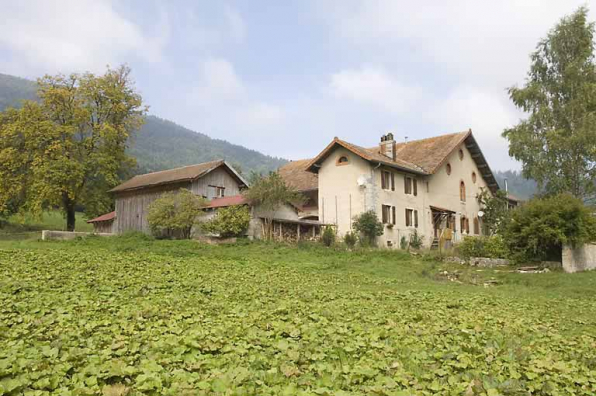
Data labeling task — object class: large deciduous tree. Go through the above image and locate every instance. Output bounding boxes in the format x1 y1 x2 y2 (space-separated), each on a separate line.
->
0 65 146 230
503 7 596 202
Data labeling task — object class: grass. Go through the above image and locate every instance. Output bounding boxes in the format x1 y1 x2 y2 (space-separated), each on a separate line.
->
0 210 92 240
1 236 595 394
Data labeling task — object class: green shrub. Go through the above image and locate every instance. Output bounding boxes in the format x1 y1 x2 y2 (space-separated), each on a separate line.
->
321 226 336 247
352 211 384 246
458 235 508 259
202 205 251 237
409 230 424 250
147 189 206 239
400 236 408 250
503 193 596 262
343 231 357 248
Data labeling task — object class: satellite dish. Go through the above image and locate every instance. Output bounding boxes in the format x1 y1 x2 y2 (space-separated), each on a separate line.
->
478 211 485 218
357 175 367 187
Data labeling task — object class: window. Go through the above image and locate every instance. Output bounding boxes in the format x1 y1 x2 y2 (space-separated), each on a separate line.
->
474 217 480 235
472 171 477 183
404 177 417 195
459 181 466 202
381 171 394 191
460 216 470 234
216 187 225 198
459 149 464 160
336 156 349 165
446 163 452 175
405 209 419 228
208 185 225 199
382 205 396 224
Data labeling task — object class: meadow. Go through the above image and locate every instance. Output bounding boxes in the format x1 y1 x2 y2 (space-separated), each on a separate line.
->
1 235 595 395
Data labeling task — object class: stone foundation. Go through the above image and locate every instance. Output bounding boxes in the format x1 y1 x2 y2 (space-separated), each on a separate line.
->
563 243 596 273
41 230 113 241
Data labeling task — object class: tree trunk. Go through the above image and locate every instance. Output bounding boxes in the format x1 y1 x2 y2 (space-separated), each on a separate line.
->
63 194 76 232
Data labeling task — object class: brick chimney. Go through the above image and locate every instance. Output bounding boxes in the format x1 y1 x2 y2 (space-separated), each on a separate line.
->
380 133 396 160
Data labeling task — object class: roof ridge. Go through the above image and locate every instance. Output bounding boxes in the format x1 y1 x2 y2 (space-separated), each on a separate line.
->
129 159 224 179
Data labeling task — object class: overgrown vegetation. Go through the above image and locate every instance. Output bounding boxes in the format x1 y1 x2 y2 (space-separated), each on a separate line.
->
503 193 596 262
147 189 206 239
352 210 384 246
202 205 251 237
320 226 335 247
458 235 509 260
343 231 357 248
477 188 509 235
1 237 595 394
409 230 424 250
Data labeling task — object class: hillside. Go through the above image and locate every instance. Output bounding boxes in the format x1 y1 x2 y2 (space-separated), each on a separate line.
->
0 73 286 175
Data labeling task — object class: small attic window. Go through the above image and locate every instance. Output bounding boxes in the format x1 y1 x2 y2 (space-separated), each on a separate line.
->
472 171 477 183
459 149 464 160
446 163 452 175
336 156 349 166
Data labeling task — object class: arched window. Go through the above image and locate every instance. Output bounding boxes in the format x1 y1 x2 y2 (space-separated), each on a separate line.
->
459 149 464 160
460 181 466 202
472 171 477 183
473 217 479 235
336 156 349 166
446 163 452 175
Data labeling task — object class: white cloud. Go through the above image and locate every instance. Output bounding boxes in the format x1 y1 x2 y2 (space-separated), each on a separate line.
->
0 0 166 75
429 86 521 170
195 58 246 102
329 66 420 114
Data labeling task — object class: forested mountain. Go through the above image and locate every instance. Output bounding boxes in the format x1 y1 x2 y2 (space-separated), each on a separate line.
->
494 170 538 200
0 73 286 175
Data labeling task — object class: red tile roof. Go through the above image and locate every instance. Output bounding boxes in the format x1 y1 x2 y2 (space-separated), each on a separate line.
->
87 211 116 223
278 159 318 191
205 195 248 209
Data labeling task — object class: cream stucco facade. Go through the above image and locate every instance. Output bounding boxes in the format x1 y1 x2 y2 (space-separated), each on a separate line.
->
313 133 496 248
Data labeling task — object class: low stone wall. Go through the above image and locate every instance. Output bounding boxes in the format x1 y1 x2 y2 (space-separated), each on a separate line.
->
41 230 114 241
469 257 510 268
563 243 596 273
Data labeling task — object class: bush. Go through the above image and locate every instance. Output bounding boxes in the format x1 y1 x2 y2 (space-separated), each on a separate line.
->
458 235 508 259
321 226 336 247
202 205 251 237
147 189 206 239
352 211 384 246
409 230 424 250
400 236 408 250
503 193 596 262
343 231 357 248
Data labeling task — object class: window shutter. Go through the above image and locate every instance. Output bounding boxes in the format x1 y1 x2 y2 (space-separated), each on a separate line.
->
391 173 395 191
381 205 387 223
392 206 396 225
404 176 408 194
405 209 410 227
413 179 418 196
381 172 386 189
414 210 418 228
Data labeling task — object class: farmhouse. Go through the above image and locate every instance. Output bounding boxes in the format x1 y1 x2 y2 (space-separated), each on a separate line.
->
280 129 500 248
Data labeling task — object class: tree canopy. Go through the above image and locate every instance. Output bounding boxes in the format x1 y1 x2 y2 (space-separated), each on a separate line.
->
503 7 596 202
0 65 146 230
147 189 207 239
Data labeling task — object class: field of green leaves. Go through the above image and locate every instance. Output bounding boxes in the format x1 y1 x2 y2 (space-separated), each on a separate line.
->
1 236 596 395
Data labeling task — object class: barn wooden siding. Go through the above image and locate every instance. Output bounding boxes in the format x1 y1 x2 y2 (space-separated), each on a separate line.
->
114 183 188 234
190 167 242 199
93 220 115 234
114 167 243 234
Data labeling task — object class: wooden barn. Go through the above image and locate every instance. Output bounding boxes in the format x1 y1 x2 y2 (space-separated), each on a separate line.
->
107 160 248 234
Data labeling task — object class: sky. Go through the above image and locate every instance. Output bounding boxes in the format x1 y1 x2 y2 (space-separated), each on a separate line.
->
0 1 592 171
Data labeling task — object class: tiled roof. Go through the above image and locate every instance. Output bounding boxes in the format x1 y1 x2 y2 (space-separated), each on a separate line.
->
110 160 247 193
278 159 318 191
306 138 427 175
87 211 115 223
205 195 248 208
389 131 471 173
